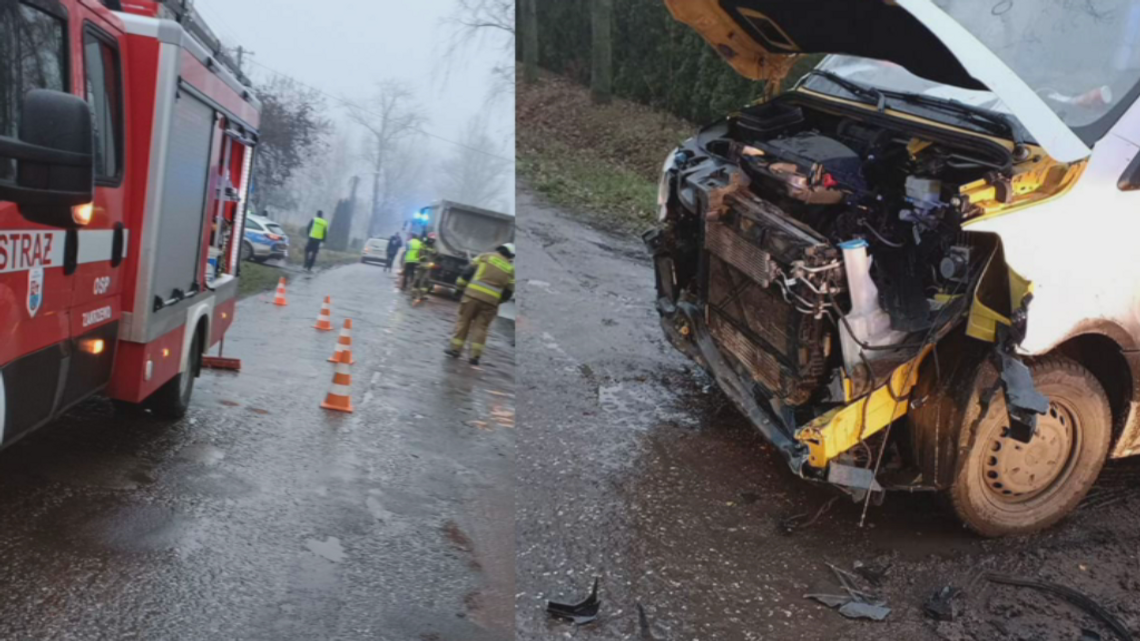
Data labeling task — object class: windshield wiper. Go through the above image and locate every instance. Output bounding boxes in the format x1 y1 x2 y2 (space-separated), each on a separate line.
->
801 70 886 112
882 91 1026 145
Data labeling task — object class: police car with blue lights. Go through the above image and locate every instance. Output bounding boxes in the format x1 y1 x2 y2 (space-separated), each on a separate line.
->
241 214 289 263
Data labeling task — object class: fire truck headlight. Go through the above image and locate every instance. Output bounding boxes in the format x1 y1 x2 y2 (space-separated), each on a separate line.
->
72 202 94 226
80 339 105 355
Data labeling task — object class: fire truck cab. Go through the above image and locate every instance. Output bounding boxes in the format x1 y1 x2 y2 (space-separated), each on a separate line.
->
0 0 259 446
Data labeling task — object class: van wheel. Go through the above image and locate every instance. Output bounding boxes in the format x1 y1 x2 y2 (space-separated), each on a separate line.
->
949 356 1110 537
148 330 201 420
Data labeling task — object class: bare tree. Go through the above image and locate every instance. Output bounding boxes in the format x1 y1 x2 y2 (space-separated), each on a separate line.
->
451 0 514 34
436 116 511 211
347 81 425 236
444 0 516 99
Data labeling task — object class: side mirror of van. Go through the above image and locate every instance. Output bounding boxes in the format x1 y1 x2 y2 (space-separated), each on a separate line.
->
0 90 95 228
1118 150 1140 191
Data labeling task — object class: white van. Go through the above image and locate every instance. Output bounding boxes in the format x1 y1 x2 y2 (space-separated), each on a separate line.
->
648 0 1140 536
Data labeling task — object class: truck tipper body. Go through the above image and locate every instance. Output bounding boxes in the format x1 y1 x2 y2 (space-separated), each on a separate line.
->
416 200 514 290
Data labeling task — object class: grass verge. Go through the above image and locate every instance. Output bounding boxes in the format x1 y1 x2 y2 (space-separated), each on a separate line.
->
236 230 360 299
517 71 695 234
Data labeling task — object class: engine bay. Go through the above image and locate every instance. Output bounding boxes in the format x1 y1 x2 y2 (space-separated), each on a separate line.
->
656 95 1073 413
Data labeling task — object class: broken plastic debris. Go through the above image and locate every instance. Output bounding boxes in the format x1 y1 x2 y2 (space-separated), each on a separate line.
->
997 351 1049 443
546 577 600 626
838 601 891 621
805 564 891 622
923 585 961 622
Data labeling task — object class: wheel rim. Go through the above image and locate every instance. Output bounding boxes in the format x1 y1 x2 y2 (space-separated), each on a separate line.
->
982 400 1079 503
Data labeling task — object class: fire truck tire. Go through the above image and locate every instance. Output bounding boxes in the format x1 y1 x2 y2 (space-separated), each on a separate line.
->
949 356 1111 537
148 328 202 420
240 241 254 262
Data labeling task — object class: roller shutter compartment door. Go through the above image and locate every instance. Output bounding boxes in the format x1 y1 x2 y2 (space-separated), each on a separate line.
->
153 91 214 306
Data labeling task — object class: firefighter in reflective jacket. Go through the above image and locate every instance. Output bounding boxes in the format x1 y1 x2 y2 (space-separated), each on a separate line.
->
400 234 423 291
446 243 515 365
411 235 438 304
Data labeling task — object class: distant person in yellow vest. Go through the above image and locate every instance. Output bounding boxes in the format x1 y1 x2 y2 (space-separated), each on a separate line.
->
304 210 329 272
411 235 439 304
400 233 424 291
446 243 515 366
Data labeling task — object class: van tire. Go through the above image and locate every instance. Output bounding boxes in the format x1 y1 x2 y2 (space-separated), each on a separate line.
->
148 329 201 420
949 356 1110 537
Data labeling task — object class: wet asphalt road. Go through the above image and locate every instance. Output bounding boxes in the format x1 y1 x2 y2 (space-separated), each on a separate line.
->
0 263 514 640
514 185 1140 641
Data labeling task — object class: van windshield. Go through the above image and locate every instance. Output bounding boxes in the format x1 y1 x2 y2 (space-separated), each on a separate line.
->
802 1 1140 145
939 0 1140 141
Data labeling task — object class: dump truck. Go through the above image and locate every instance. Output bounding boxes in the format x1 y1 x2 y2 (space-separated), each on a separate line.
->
413 201 514 291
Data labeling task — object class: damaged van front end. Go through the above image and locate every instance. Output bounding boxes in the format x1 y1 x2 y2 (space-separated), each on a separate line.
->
647 0 1140 535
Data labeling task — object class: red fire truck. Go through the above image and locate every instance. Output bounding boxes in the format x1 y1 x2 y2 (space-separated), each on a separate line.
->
0 0 259 445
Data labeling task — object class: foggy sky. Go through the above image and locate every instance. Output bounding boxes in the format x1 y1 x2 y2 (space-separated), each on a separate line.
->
194 0 515 213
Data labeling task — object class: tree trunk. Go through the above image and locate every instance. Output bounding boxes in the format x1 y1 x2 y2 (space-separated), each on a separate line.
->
370 159 382 237
590 0 613 104
522 0 539 84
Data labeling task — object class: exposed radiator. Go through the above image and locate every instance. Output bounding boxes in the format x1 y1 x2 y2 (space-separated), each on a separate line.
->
705 215 832 406
705 222 777 287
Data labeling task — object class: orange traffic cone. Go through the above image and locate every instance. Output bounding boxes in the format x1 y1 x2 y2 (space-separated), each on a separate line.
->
314 296 333 331
320 350 354 413
273 277 288 306
328 319 355 364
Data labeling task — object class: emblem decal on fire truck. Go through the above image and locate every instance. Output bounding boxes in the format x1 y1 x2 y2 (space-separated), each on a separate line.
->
27 266 43 318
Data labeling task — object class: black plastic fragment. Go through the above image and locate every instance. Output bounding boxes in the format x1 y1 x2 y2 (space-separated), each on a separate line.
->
924 585 961 622
546 578 600 626
996 350 1049 443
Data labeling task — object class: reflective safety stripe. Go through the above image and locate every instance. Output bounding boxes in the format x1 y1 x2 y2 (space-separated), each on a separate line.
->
488 256 514 273
473 280 501 294
328 383 352 397
467 283 501 300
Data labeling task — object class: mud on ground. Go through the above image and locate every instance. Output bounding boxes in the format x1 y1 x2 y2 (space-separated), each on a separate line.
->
515 184 1140 641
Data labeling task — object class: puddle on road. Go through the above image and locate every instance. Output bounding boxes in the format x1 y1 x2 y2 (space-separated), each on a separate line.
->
179 443 226 466
305 536 346 563
598 380 697 431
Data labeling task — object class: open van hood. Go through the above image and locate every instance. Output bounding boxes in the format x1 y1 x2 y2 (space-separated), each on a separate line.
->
665 0 1093 162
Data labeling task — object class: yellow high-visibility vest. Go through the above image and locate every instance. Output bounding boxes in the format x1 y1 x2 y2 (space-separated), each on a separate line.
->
309 217 329 240
405 238 423 263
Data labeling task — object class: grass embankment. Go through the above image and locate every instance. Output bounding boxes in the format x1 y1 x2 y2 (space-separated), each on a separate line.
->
236 226 360 298
517 71 696 234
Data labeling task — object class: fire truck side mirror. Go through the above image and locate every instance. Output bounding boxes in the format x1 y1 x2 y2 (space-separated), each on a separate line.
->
0 90 95 229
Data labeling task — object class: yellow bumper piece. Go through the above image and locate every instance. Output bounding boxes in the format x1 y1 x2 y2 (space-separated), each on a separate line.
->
795 347 931 469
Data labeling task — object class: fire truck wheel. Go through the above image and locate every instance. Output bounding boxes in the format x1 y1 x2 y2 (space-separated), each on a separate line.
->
949 356 1111 537
241 241 254 262
148 329 202 420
